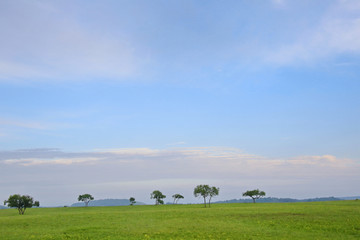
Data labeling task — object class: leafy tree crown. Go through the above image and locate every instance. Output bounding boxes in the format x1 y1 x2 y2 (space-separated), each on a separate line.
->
151 190 166 205
193 184 211 198
243 189 266 198
172 194 184 199
4 194 39 215
243 189 266 203
78 194 94 202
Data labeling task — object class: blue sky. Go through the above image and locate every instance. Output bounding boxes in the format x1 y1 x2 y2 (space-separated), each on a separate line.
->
0 0 359 206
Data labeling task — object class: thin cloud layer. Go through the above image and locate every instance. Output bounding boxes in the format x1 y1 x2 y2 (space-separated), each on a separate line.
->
2 147 357 176
1 147 358 205
1 0 360 82
0 1 139 81
265 0 360 65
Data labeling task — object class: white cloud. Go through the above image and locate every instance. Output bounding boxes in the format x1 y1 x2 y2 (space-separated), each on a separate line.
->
1 147 358 178
97 148 161 155
1 0 358 82
4 157 102 166
1 147 358 205
265 0 360 65
0 1 139 81
0 61 48 80
166 141 186 146
288 155 349 166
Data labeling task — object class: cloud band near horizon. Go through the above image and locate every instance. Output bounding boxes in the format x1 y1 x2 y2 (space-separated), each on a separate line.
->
1 147 358 206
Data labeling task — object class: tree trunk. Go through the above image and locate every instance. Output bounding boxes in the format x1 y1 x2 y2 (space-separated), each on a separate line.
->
19 208 25 215
203 197 207 208
252 198 256 203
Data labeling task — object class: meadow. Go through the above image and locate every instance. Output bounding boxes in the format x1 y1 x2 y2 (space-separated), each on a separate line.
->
0 201 359 239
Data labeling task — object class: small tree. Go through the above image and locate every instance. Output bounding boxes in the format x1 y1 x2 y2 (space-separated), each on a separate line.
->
243 189 266 203
194 185 210 207
150 190 166 205
78 194 94 207
4 194 39 215
172 194 184 204
129 197 136 206
194 185 219 208
208 186 219 207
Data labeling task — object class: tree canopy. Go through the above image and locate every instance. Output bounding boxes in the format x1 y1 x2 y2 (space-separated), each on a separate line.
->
4 194 39 215
172 194 184 204
243 189 266 203
78 194 94 207
194 185 219 207
150 190 166 205
208 186 220 206
129 197 136 206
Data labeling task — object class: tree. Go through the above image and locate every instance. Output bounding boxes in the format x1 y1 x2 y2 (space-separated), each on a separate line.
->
243 189 266 203
4 194 39 215
194 185 210 207
208 186 220 207
78 194 94 207
150 190 166 205
172 194 184 204
129 197 136 206
194 185 219 208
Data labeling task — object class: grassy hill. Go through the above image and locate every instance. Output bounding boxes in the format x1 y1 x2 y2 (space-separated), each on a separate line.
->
1 201 359 239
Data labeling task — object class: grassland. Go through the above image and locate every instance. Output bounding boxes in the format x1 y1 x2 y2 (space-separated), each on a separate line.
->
0 201 359 239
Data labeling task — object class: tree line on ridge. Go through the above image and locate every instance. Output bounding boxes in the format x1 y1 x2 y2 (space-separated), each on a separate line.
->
3 185 266 214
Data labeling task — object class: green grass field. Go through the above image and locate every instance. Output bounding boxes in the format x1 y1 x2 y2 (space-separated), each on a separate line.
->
1 201 359 239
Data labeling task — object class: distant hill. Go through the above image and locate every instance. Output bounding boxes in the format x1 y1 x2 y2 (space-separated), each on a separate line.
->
339 196 360 200
214 197 343 204
71 199 145 207
0 205 8 209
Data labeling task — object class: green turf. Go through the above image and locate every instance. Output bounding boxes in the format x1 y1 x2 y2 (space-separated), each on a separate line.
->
0 201 359 239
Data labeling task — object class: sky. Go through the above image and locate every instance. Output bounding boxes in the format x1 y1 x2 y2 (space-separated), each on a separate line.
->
0 0 359 206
